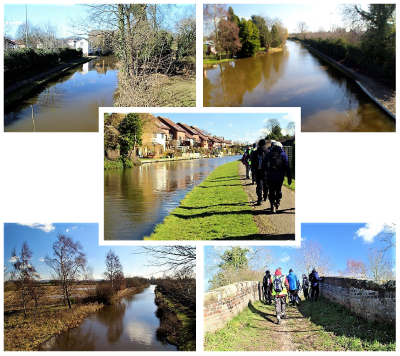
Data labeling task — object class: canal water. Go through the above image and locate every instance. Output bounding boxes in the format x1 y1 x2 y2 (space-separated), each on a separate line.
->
39 285 177 351
4 55 118 132
203 41 395 132
105 155 241 240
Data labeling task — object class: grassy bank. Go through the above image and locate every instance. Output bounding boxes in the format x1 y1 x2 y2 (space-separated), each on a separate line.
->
203 57 234 65
4 301 103 351
204 298 395 351
283 176 295 190
145 160 259 240
155 288 196 351
4 285 147 351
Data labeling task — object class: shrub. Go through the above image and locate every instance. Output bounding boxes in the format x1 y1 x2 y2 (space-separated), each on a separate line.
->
95 283 113 304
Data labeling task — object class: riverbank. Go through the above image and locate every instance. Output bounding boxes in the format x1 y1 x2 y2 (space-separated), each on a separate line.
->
155 287 196 351
203 46 283 66
4 285 147 351
144 160 260 240
295 40 396 119
4 57 94 108
104 154 240 170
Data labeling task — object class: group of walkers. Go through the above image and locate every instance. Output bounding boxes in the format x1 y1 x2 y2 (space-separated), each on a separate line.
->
263 267 323 324
242 140 292 213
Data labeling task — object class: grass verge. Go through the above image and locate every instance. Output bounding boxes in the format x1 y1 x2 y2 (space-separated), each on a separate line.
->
158 75 196 107
155 289 196 351
203 58 234 65
4 302 103 351
205 298 395 351
104 158 124 170
145 160 259 240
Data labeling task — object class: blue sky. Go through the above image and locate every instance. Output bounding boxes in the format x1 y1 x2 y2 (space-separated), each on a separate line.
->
4 223 167 280
154 112 294 144
204 4 361 34
204 223 396 290
4 4 193 38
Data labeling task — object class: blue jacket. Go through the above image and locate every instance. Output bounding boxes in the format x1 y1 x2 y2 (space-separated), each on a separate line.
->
262 146 292 181
286 272 300 290
310 271 323 287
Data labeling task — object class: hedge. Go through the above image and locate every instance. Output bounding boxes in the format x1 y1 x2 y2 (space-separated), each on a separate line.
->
4 47 83 83
291 36 395 81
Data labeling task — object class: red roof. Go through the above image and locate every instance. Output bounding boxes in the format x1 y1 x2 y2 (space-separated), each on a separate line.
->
190 126 210 141
176 122 195 139
157 116 185 132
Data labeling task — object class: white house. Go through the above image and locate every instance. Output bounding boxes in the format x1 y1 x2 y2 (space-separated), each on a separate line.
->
68 38 97 56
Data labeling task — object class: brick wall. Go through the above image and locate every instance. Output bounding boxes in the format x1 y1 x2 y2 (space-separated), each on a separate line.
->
204 281 262 334
320 277 396 326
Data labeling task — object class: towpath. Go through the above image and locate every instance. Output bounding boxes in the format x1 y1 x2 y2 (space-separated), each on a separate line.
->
239 163 295 239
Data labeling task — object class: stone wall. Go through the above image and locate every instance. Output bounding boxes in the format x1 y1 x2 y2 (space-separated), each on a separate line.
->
320 277 396 326
204 281 262 334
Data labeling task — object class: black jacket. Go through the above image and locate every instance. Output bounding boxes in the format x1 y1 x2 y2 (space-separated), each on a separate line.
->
251 145 269 172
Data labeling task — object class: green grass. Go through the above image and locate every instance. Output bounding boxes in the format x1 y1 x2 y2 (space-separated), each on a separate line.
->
159 75 195 107
203 57 234 65
205 298 396 351
296 297 396 351
104 158 123 170
145 160 259 240
283 177 295 190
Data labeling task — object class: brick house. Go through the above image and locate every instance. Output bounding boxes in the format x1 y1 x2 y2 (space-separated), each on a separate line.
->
157 116 187 148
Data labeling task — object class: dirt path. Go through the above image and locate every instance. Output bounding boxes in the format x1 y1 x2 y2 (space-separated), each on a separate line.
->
238 163 295 239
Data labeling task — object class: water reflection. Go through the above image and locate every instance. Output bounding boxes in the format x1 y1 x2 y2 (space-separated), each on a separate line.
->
203 41 395 132
39 285 177 351
4 55 119 132
104 156 241 240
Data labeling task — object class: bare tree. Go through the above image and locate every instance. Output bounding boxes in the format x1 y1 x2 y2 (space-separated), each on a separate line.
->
10 242 40 318
286 121 295 137
292 240 334 276
103 249 124 293
136 246 196 274
45 233 87 309
367 249 394 283
203 4 228 60
296 21 309 39
27 279 45 322
338 259 367 278
378 223 396 253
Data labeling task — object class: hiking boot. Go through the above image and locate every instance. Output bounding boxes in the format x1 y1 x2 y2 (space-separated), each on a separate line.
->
256 200 262 206
281 314 285 319
271 204 276 213
276 317 281 325
263 194 267 201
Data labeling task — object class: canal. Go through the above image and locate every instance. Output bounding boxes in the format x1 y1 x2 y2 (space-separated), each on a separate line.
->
4 55 118 132
203 41 395 132
105 155 241 240
39 285 177 351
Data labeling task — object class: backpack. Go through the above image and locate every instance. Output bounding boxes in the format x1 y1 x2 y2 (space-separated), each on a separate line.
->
308 273 314 283
245 149 252 163
273 275 284 293
303 277 309 288
258 151 266 170
267 151 282 170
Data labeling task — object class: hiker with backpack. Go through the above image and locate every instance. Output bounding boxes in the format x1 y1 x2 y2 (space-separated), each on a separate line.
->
309 268 323 302
241 146 253 180
271 267 289 324
251 139 269 206
262 141 292 213
262 270 272 305
302 274 310 300
286 269 300 307
250 143 257 184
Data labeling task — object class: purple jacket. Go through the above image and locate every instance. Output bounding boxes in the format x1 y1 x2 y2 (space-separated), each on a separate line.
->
262 146 292 181
310 271 323 287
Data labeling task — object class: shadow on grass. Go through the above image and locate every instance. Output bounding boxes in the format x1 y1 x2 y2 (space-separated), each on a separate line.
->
297 297 396 348
248 303 275 323
221 234 295 241
172 208 294 220
179 202 248 210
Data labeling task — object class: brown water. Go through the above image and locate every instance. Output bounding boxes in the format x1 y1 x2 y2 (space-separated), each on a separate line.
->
39 285 177 351
4 55 119 132
203 41 395 132
104 155 241 240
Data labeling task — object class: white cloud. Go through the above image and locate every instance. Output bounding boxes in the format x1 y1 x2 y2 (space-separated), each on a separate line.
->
229 124 233 127
38 257 45 262
354 223 386 244
207 121 214 126
66 228 69 232
5 21 23 26
17 223 55 233
71 226 78 230
280 253 290 262
282 113 293 121
8 256 18 263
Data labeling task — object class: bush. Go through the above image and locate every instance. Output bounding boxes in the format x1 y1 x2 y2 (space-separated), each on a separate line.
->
95 283 113 304
4 47 83 83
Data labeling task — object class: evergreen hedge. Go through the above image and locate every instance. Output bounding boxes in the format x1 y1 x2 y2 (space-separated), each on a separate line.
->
4 47 83 83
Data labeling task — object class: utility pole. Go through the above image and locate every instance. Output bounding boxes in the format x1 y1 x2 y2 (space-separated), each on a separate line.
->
25 4 28 47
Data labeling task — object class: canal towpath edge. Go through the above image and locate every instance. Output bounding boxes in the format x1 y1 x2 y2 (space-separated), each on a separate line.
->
238 163 295 239
4 57 94 107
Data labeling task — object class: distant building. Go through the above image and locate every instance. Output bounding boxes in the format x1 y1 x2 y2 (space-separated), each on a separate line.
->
4 37 17 50
205 41 217 55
